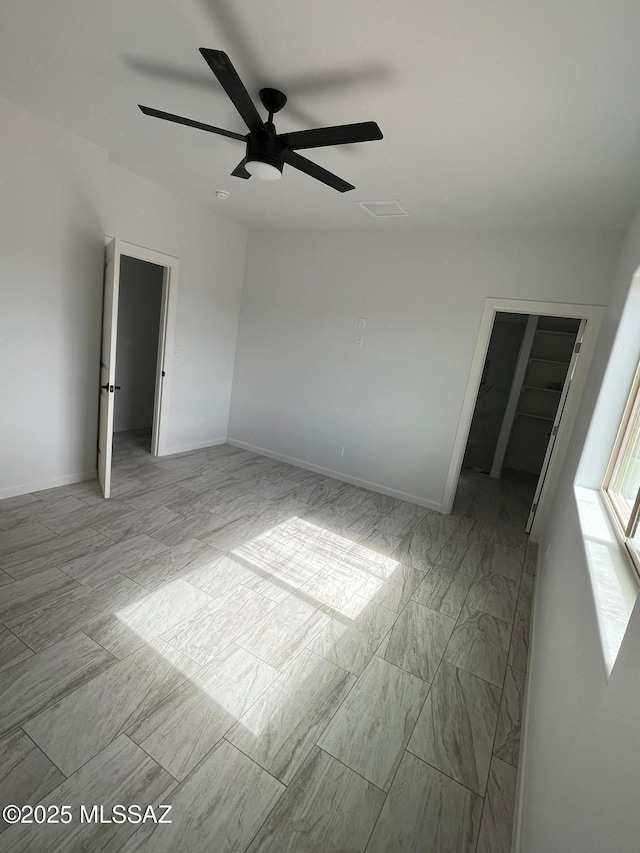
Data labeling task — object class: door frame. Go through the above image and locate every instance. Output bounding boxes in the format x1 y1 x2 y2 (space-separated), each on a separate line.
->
442 298 603 542
103 236 179 459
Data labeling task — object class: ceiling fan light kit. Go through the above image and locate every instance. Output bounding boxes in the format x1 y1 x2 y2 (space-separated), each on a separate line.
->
139 49 383 192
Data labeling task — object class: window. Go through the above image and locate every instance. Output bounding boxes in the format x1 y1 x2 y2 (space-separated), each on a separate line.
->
604 359 640 574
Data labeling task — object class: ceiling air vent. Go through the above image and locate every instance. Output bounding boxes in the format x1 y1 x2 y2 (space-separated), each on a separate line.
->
357 200 408 218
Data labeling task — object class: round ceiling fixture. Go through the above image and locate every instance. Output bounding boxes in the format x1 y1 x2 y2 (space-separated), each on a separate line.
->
215 189 230 200
244 160 283 181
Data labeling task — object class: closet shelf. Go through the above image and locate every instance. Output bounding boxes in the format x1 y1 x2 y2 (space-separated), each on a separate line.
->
535 329 576 337
515 411 555 421
529 357 571 366
523 384 562 393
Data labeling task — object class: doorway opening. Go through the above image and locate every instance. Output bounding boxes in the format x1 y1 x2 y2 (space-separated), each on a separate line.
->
113 256 164 456
98 238 179 498
462 311 582 532
442 299 603 541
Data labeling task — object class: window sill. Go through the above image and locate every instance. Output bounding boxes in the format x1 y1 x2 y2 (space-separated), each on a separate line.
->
574 485 639 676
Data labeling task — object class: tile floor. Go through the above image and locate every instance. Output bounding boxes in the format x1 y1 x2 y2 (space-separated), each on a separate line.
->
0 431 536 852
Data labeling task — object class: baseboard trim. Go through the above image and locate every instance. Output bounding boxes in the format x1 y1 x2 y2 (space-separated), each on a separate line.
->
0 470 97 500
511 554 539 853
227 438 442 511
162 438 227 456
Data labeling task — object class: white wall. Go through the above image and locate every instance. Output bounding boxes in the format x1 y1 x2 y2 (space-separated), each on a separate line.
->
228 229 620 506
114 256 163 433
518 212 640 852
0 95 248 497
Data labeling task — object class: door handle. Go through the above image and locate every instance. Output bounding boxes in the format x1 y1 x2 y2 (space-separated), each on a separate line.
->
100 384 121 392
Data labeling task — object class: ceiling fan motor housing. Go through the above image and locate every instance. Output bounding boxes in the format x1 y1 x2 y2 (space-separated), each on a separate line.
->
246 130 285 174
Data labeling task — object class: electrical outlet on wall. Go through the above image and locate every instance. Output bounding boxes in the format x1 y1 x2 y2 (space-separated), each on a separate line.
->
358 318 367 331
337 445 345 457
356 335 364 348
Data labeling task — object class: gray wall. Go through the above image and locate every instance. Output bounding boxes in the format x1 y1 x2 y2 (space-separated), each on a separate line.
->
0 94 248 497
519 207 640 852
229 229 620 507
114 256 163 433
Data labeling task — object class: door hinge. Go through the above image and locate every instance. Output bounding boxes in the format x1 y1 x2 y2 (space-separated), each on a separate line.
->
574 341 582 354
100 384 121 393
161 371 166 377
552 425 559 436
531 502 538 514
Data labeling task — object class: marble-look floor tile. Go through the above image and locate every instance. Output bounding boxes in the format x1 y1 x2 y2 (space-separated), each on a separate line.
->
121 738 284 853
123 483 195 511
84 578 213 659
359 562 424 613
226 648 355 784
492 519 529 551
0 730 64 827
0 568 80 624
444 606 511 687
378 600 454 683
0 495 86 532
300 560 368 612
0 626 33 672
0 521 57 558
163 585 276 666
236 594 329 670
518 571 535 615
374 507 423 538
0 493 40 514
494 665 526 767
476 756 518 853
412 565 474 619
308 594 397 675
99 504 182 543
0 632 115 736
0 568 14 585
1 528 108 579
480 540 524 582
127 645 279 780
24 640 199 775
0 735 176 853
365 751 482 853
523 540 538 576
465 566 519 624
120 538 221 591
7 573 145 653
38 499 133 536
436 531 489 577
408 661 500 794
394 530 443 571
247 747 385 853
318 655 429 791
183 549 259 597
508 605 531 672
196 514 267 551
61 533 170 584
355 528 402 557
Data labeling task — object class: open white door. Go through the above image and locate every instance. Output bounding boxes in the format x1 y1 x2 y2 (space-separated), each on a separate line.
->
97 238 121 498
525 319 587 532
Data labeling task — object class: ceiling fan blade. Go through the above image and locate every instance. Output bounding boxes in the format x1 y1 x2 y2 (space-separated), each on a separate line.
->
199 48 265 133
279 121 383 150
138 105 245 141
231 158 251 179
283 150 354 192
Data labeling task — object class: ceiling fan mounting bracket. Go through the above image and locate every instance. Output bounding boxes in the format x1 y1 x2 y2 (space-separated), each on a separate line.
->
259 87 287 116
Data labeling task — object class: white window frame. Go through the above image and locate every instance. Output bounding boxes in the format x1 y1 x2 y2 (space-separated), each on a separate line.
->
603 358 640 576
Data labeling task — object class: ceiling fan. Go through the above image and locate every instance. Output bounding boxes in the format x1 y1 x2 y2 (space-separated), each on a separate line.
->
139 49 383 192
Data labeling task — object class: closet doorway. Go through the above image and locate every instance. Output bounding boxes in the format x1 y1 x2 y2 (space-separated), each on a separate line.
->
443 299 603 541
97 238 179 498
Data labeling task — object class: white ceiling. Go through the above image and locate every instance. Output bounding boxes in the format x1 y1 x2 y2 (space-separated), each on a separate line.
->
3 0 640 230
